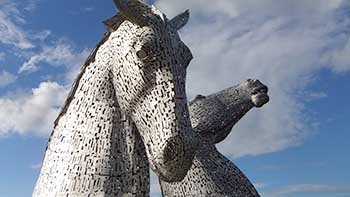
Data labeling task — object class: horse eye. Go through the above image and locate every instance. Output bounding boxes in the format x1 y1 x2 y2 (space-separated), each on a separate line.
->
136 49 148 59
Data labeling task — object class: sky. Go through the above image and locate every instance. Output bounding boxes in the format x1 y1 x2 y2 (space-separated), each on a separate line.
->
0 0 349 196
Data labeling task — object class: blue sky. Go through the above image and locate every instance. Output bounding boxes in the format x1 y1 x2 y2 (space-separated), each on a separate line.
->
0 0 349 196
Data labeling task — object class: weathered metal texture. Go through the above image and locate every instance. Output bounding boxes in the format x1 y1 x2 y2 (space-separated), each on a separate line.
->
33 1 198 196
160 79 269 197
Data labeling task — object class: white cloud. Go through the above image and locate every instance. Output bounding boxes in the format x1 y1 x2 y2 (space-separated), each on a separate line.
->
0 0 90 137
60 47 91 84
156 0 345 20
330 37 350 73
156 0 239 19
155 0 350 157
303 91 328 102
0 1 34 49
30 30 51 41
20 43 78 72
24 0 41 11
0 70 16 87
264 184 350 197
254 182 267 189
19 41 90 82
0 81 68 136
30 162 42 169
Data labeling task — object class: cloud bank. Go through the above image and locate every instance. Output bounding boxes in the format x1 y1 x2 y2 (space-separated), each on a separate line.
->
155 0 350 158
0 81 67 136
2 0 348 157
0 0 89 136
0 0 349 195
0 0 34 49
19 42 90 78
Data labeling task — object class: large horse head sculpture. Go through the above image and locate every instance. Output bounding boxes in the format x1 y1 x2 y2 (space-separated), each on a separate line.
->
108 0 198 182
33 1 198 195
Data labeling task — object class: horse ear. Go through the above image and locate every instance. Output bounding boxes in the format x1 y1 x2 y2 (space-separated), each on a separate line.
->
169 10 190 30
113 0 153 27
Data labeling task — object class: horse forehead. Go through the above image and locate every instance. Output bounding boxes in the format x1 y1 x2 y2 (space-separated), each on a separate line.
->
112 20 190 62
117 21 182 45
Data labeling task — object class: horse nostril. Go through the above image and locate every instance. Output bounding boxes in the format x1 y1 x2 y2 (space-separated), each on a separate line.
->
252 86 268 95
156 133 198 182
163 144 176 162
261 87 268 93
258 86 268 94
163 136 184 163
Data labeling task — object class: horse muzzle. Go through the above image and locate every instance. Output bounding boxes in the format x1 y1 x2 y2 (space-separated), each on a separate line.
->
153 133 198 182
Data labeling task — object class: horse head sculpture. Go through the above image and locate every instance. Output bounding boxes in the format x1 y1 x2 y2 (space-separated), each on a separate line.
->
33 1 198 196
189 79 269 144
109 0 198 182
160 79 269 196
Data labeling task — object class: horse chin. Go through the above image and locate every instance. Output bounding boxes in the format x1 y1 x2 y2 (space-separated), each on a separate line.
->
148 135 198 182
148 154 193 182
252 93 270 108
154 163 190 182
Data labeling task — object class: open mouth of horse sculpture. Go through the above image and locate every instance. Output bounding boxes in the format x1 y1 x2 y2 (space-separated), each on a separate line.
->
249 79 270 108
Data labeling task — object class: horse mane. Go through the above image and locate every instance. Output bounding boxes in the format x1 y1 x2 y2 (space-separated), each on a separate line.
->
53 14 126 127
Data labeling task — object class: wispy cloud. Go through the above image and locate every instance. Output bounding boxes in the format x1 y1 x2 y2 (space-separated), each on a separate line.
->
0 70 17 87
254 182 267 189
19 42 89 74
83 7 94 12
301 91 328 102
0 0 90 137
155 0 350 157
30 30 51 41
30 162 42 169
24 0 41 11
330 36 350 73
0 42 88 136
0 1 34 49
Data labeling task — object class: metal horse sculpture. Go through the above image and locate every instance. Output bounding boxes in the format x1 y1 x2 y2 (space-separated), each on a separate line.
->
160 79 269 196
33 0 198 196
